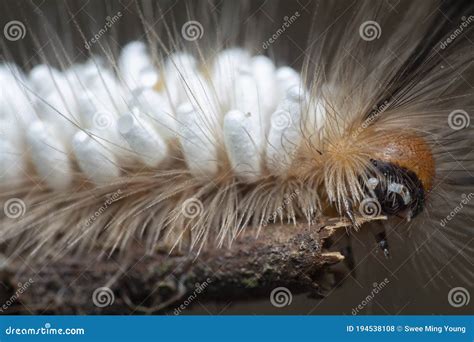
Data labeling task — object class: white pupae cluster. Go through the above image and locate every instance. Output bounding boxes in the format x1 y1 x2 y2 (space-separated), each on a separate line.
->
0 41 326 190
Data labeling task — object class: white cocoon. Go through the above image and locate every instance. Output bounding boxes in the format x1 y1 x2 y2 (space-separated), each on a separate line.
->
26 121 72 190
233 68 266 153
211 48 250 110
176 103 218 179
265 86 305 175
276 66 301 100
251 55 278 118
164 53 197 106
118 112 168 167
223 110 262 182
29 64 64 97
72 131 120 184
0 137 25 184
119 41 158 89
129 88 177 138
33 92 77 148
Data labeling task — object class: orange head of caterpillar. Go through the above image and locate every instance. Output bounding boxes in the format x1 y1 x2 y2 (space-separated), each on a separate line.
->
366 133 435 220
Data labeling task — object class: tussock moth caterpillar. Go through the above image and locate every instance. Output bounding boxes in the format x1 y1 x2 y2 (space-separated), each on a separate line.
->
0 0 472 314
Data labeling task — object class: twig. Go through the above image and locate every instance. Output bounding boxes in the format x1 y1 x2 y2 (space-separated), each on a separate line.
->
1 216 386 314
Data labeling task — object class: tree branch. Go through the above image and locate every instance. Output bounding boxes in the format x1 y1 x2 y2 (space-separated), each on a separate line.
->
1 216 385 314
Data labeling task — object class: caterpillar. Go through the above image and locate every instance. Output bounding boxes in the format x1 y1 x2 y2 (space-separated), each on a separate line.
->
0 0 473 312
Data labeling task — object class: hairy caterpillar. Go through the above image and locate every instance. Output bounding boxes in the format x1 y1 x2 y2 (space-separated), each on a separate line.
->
0 0 473 313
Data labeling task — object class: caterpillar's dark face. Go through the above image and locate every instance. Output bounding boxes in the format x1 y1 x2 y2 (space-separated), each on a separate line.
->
362 132 435 220
369 159 425 219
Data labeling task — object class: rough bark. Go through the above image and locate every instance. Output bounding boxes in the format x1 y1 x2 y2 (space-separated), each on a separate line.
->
0 216 385 314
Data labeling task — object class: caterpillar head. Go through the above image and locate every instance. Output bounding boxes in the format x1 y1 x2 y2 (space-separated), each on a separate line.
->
320 129 435 222
366 133 435 220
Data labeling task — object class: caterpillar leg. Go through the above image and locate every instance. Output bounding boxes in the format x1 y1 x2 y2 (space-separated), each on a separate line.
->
372 222 390 258
342 234 357 276
342 198 357 227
